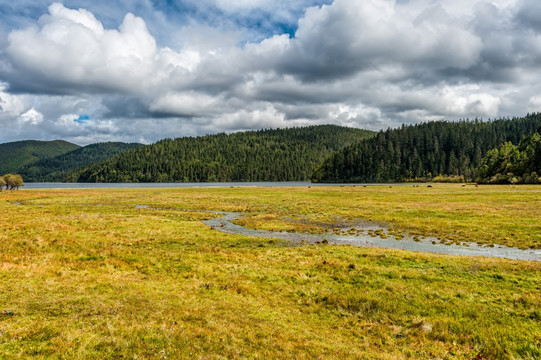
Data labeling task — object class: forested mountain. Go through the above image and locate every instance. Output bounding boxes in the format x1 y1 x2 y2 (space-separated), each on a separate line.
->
477 129 541 184
0 140 79 174
18 142 142 182
66 125 374 182
312 114 541 183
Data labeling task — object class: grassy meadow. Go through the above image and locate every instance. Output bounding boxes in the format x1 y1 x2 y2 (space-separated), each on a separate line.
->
0 184 539 359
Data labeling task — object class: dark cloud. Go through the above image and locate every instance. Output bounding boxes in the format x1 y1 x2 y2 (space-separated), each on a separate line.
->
516 0 541 32
101 96 154 119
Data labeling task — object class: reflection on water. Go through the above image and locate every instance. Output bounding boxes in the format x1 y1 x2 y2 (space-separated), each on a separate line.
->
203 212 541 262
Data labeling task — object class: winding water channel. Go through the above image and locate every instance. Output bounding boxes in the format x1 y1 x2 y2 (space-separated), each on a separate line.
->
203 211 541 262
9 200 540 261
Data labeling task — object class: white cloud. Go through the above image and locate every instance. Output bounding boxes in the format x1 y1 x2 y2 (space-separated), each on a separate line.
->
329 104 382 125
159 47 201 73
46 2 105 35
440 87 501 117
149 92 219 116
271 0 483 80
7 3 157 93
19 108 44 125
528 95 541 114
209 105 288 131
0 0 540 144
58 113 79 126
0 82 26 117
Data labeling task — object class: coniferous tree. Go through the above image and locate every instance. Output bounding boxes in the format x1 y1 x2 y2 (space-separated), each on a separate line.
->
66 125 373 183
477 130 541 184
312 114 541 183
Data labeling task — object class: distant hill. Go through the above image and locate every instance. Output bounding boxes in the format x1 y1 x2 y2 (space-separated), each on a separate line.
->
312 114 541 183
18 142 143 182
0 140 80 175
66 125 374 182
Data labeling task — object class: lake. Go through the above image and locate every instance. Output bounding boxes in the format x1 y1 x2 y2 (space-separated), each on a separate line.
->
22 182 401 189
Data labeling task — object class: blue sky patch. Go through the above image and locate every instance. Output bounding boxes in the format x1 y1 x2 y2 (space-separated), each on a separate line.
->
75 115 90 123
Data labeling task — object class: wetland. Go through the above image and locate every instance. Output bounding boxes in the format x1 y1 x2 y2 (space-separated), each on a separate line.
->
0 184 539 359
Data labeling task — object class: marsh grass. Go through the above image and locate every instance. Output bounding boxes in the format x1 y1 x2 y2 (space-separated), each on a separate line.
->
0 185 539 359
228 184 541 249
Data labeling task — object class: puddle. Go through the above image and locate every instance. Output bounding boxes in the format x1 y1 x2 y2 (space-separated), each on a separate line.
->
203 212 541 262
135 205 150 209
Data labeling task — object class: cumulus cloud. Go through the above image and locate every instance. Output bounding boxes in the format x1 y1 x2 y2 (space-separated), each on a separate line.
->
0 0 540 144
6 3 158 94
277 0 482 80
19 108 44 125
0 82 26 117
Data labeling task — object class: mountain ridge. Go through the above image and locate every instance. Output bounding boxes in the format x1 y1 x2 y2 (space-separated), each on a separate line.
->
17 142 143 182
66 125 374 182
0 140 80 175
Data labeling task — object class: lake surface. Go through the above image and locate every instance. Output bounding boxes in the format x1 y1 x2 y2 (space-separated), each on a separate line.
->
23 182 400 189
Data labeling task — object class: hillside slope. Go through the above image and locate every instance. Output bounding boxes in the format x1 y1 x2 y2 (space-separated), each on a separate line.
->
0 140 80 174
18 142 143 182
67 125 374 182
312 114 541 183
477 129 541 184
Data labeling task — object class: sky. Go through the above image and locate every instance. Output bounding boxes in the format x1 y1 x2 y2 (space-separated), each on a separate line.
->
1 0 541 145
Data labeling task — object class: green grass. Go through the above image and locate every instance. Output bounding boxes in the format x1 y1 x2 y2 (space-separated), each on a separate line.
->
0 185 539 359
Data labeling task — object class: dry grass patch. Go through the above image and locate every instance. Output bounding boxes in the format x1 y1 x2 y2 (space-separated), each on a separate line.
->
0 186 539 359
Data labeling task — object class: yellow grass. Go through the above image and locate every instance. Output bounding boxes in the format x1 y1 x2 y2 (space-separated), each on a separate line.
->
0 185 539 359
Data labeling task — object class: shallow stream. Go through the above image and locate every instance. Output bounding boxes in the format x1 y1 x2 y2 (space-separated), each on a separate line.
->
10 200 540 261
203 211 541 262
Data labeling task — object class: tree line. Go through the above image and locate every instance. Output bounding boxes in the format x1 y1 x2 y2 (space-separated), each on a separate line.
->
477 129 541 184
65 125 374 183
0 174 24 190
312 114 541 183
